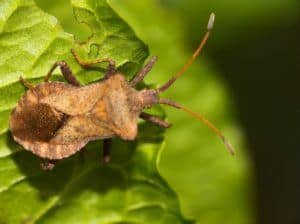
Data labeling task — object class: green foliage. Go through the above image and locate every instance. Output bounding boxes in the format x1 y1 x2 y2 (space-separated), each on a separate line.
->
0 0 193 223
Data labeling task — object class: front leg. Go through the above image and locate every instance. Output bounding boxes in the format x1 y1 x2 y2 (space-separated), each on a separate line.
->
140 112 172 128
130 56 157 87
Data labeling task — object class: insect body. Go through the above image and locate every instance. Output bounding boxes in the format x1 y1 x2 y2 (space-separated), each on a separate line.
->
10 60 163 168
9 13 234 170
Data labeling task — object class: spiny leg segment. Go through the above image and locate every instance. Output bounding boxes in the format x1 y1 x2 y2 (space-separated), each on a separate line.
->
130 56 157 87
44 61 81 87
19 76 35 89
71 49 116 78
20 60 81 90
140 112 171 128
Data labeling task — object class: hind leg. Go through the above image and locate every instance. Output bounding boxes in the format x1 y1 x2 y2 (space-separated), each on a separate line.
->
20 76 35 90
71 49 116 79
40 159 56 170
44 61 81 86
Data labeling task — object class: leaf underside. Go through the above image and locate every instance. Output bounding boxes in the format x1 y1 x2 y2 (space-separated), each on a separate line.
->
0 0 193 223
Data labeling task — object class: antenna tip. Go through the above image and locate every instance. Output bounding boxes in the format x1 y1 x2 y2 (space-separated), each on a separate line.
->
221 136 235 155
207 12 215 31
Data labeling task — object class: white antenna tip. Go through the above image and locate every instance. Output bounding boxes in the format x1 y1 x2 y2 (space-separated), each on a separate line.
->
207 12 215 31
222 137 235 155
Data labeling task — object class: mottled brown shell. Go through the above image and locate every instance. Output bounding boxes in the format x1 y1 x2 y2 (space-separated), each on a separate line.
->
9 82 89 160
10 74 150 160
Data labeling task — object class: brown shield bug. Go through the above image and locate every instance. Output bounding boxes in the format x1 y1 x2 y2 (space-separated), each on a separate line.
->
9 13 234 170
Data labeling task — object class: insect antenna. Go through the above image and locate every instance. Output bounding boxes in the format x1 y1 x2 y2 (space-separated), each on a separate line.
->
159 98 235 155
157 13 215 93
154 13 234 154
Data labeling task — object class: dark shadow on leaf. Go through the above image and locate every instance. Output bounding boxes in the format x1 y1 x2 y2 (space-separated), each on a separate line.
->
5 121 165 199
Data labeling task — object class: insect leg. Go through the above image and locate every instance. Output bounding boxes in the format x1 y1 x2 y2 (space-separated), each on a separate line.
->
130 56 157 87
140 112 172 128
19 76 35 89
102 139 112 164
40 159 56 170
44 61 81 86
71 49 116 79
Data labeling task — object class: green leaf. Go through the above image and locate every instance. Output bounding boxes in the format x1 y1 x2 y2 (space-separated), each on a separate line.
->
0 0 192 223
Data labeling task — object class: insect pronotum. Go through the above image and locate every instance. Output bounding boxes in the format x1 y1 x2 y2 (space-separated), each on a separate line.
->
9 13 234 170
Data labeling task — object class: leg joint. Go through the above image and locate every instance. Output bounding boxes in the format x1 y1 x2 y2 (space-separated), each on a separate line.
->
54 60 67 68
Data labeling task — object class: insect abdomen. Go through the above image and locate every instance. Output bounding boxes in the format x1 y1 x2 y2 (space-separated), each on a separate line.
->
10 82 88 159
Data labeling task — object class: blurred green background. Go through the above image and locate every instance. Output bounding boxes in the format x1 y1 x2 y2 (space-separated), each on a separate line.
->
34 0 300 224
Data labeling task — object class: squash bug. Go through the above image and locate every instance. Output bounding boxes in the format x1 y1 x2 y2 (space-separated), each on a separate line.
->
9 13 234 170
